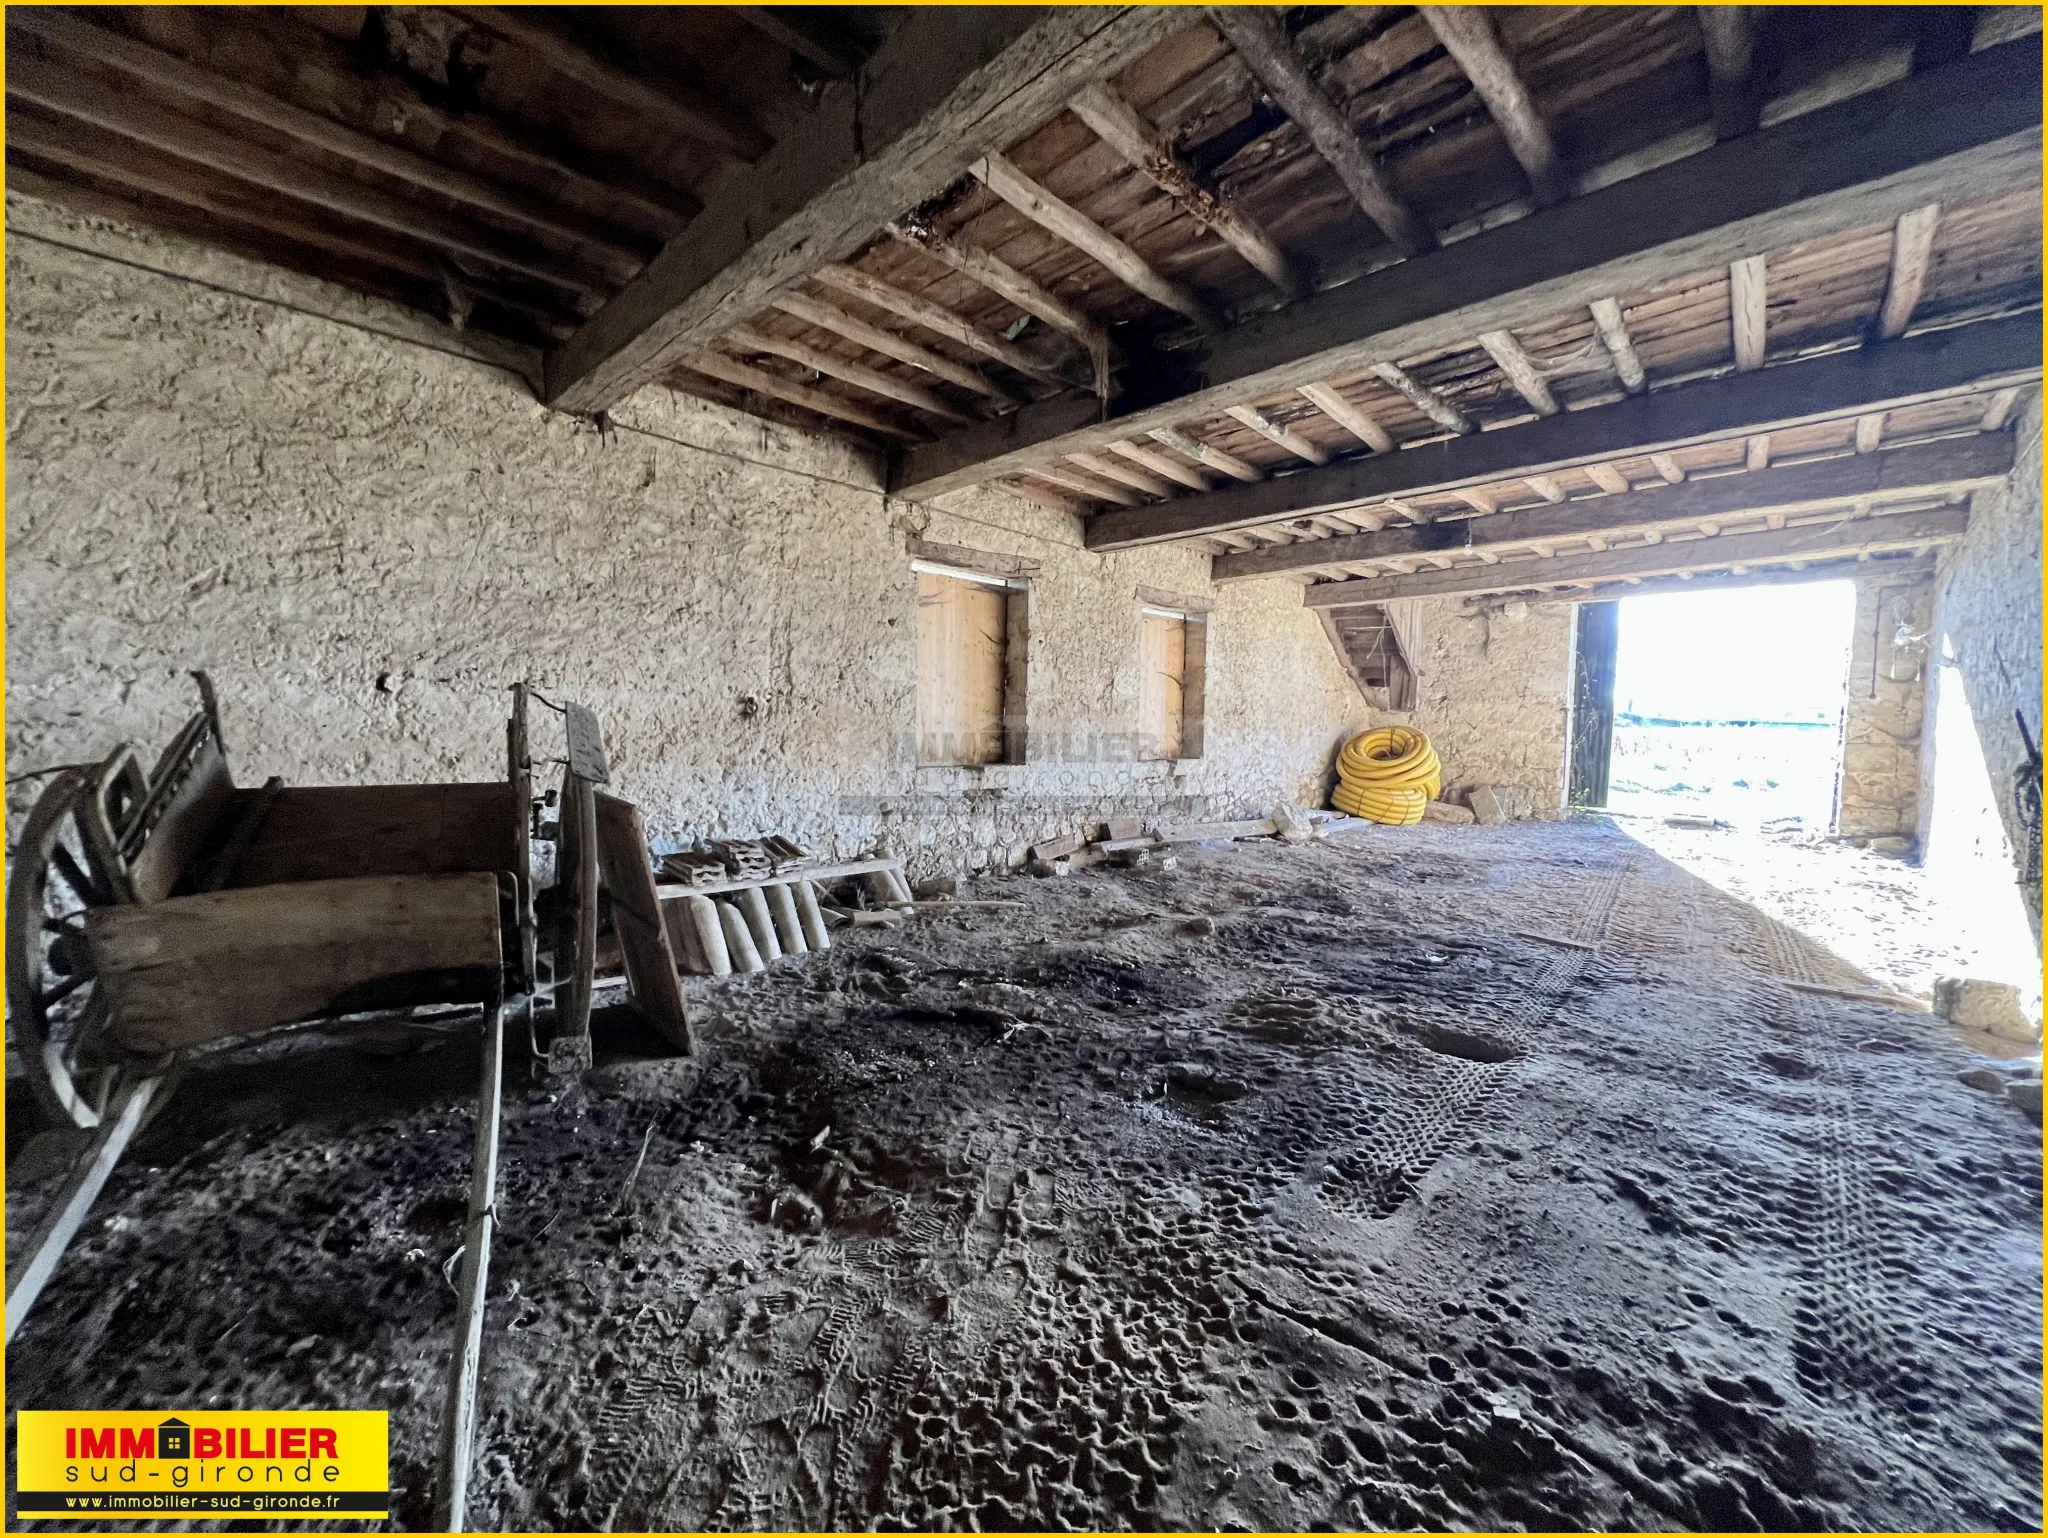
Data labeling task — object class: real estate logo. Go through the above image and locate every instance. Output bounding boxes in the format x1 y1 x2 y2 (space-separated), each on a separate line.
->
15 1411 389 1520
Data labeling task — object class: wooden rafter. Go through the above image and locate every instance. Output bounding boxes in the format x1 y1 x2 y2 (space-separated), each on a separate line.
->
1067 80 1305 300
1297 383 1395 453
1422 7 1565 208
1697 7 1761 140
1150 427 1263 482
1586 463 1632 495
1108 439 1212 491
1877 203 1942 339
1854 412 1886 454
1476 329 1559 416
730 8 857 78
722 324 974 424
1029 463 1143 507
1203 6 1432 256
888 42 2043 501
970 153 1223 332
543 7 1186 412
681 351 920 441
1730 254 1768 370
767 290 1007 402
10 9 647 283
813 264 1070 386
886 220 1109 356
1587 298 1646 394
1301 503 1969 606
1082 313 2039 548
1067 450 1172 498
6 55 603 300
1373 363 1474 435
1224 406 1329 465
1211 433 2012 582
451 8 771 162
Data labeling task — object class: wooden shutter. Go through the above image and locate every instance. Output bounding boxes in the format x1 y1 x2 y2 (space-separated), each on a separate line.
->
1140 609 1187 760
917 571 1008 765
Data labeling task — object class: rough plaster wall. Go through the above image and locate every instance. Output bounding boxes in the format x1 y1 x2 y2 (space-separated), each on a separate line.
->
4 196 1366 880
1920 392 2043 938
1835 570 1933 839
1378 600 1573 812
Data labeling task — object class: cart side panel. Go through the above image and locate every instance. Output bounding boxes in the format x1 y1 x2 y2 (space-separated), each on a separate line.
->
129 737 236 903
87 873 505 1052
592 790 691 1053
225 784 518 887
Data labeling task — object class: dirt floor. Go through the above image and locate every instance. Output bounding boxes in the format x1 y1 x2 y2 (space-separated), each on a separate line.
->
7 817 2043 1531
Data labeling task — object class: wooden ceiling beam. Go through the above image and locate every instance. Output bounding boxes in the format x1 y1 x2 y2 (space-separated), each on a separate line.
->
1464 553 1936 607
730 8 858 78
1148 427 1264 482
1302 503 1969 606
1372 363 1474 435
450 8 771 162
886 220 1109 356
888 41 2039 500
1082 312 2038 548
1729 254 1768 370
1297 382 1395 453
1204 6 1432 257
543 8 1188 414
9 9 649 284
682 351 920 440
1422 7 1566 208
1588 298 1647 394
969 153 1224 332
1067 79 1306 300
722 324 975 425
1212 433 2010 582
1697 7 1762 140
813 263 1071 386
1877 203 1942 339
767 290 1008 402
1224 406 1329 465
1476 328 1559 416
6 55 605 301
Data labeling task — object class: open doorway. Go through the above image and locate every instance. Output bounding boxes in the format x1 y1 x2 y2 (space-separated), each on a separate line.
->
1575 581 1858 830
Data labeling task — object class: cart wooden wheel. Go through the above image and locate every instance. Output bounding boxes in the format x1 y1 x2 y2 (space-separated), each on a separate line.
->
6 769 125 1128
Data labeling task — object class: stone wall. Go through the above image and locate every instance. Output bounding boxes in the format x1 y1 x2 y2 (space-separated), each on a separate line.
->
1835 568 1935 839
4 194 1369 881
1919 391 2043 940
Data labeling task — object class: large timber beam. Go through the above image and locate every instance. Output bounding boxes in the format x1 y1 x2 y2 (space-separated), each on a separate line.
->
543 6 1188 414
1302 503 1969 606
1211 432 2012 582
890 39 2040 499
1084 310 2039 548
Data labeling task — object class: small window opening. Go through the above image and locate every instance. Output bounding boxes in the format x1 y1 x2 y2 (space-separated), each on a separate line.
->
1140 606 1207 761
915 561 1027 766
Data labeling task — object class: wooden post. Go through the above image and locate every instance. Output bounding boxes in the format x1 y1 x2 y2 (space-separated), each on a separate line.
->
765 883 808 955
718 901 765 972
794 881 832 951
434 1002 505 1534
5 1073 164 1345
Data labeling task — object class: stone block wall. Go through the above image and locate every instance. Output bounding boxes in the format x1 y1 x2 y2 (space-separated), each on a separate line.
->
4 195 1375 883
1836 568 1935 839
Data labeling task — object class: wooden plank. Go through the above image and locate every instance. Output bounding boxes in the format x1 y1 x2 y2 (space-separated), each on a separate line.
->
1297 382 1395 453
725 323 973 424
768 290 1007 400
889 40 2041 499
1477 328 1559 416
88 873 505 1053
683 350 919 440
1225 405 1329 464
1302 503 1970 606
592 792 691 1053
1139 610 1188 760
917 573 1008 765
451 8 769 161
433 1003 503 1535
1877 203 1942 338
227 783 518 888
543 7 1189 412
7 56 603 298
886 220 1110 354
1729 254 1768 370
814 264 1070 385
5 1074 164 1345
10 9 646 282
1422 7 1564 206
1085 313 2040 547
1588 298 1647 394
1211 433 2013 581
971 152 1223 331
1205 6 1431 255
1067 79 1305 299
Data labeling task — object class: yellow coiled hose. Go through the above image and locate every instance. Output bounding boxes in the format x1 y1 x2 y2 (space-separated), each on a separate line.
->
1332 726 1441 825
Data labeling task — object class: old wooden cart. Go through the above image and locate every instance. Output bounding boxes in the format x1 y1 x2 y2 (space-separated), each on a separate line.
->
3 676 684 1528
